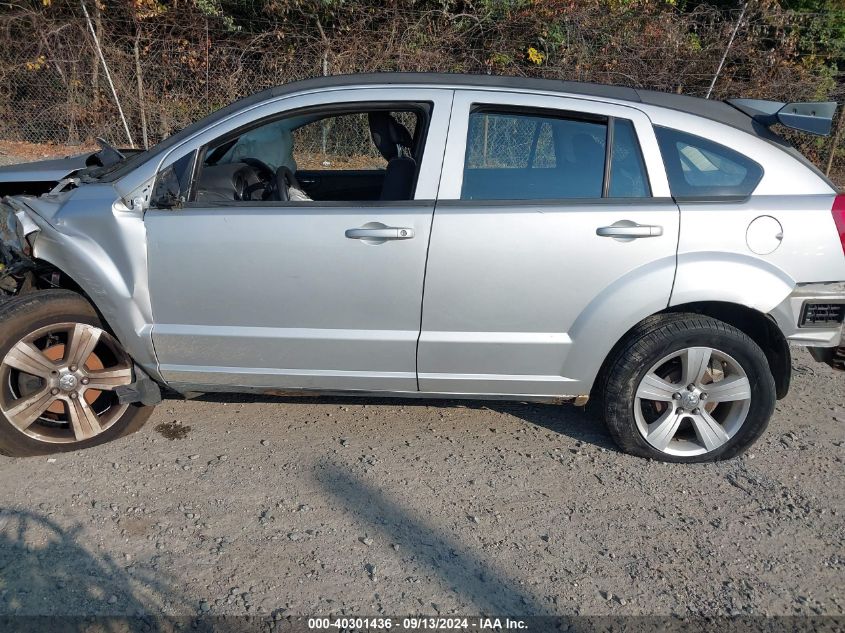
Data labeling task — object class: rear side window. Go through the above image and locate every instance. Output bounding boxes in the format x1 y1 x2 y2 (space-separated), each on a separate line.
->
655 126 763 198
609 119 650 198
461 109 650 201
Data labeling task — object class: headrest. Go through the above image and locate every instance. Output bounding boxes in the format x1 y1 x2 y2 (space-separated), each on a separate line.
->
368 112 413 161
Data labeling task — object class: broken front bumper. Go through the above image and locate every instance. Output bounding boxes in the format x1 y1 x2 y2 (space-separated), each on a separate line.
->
0 197 40 294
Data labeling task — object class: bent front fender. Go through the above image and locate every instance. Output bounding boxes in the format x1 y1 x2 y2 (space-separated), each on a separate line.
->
0 197 41 293
0 192 162 382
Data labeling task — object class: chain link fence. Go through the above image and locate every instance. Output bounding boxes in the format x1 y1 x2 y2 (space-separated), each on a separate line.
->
0 2 842 183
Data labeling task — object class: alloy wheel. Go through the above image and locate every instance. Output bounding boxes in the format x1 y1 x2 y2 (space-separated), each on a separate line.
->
0 323 133 444
633 346 752 457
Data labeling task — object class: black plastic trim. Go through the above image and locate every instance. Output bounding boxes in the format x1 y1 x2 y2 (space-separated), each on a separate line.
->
672 195 753 204
181 199 436 210
435 197 676 208
799 300 845 329
602 116 614 198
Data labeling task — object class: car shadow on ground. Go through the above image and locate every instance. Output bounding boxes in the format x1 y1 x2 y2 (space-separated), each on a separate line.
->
178 391 619 451
313 459 552 615
0 509 177 630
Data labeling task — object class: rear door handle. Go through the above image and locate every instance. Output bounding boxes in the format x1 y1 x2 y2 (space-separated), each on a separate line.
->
596 222 663 239
345 227 415 240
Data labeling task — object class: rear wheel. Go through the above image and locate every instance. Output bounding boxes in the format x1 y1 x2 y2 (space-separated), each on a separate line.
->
0 290 154 456
601 314 775 462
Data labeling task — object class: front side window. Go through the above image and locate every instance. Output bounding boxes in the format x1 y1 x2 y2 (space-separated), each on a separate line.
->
191 105 426 204
292 112 418 171
655 126 763 198
460 109 649 201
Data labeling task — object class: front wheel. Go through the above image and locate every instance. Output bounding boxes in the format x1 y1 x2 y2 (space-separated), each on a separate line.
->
601 314 776 463
0 290 154 456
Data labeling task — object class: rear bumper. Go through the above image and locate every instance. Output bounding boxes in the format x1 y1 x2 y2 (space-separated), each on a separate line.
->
768 281 845 348
808 345 845 371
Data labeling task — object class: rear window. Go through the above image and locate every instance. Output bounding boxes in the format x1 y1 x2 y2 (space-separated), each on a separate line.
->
655 126 763 198
461 109 650 201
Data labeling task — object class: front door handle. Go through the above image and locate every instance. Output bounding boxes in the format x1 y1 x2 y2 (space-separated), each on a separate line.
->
345 227 415 240
596 221 663 240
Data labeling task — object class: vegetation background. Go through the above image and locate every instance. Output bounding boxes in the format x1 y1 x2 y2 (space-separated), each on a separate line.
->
0 0 843 184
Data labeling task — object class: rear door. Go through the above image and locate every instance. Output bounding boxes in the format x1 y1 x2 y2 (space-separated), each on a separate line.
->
418 90 679 396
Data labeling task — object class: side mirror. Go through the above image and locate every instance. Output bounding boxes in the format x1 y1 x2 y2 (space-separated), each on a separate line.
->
151 151 197 209
151 164 185 209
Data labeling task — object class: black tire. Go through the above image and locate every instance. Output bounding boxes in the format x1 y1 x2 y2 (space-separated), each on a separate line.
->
0 290 154 457
601 313 776 463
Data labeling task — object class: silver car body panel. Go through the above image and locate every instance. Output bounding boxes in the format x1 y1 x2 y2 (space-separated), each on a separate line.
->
146 88 453 391
1 75 841 399
8 187 159 374
670 194 845 311
418 90 678 395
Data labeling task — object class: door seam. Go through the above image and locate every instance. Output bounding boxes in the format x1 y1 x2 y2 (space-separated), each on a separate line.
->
415 89 456 391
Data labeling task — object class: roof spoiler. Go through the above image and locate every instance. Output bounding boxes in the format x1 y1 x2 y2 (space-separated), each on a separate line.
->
727 98 837 136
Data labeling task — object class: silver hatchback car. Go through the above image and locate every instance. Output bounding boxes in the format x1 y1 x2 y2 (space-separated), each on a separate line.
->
0 73 842 462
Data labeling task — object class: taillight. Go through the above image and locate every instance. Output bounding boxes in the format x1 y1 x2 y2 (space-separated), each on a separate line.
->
834 194 845 257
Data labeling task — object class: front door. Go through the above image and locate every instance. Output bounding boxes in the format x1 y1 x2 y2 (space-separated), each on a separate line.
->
418 90 679 396
145 89 453 392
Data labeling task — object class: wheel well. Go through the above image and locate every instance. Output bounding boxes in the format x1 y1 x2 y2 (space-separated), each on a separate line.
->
593 302 791 402
3 258 109 328
667 302 791 399
20 258 87 296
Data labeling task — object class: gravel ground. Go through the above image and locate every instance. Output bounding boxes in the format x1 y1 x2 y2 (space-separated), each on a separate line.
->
0 347 841 623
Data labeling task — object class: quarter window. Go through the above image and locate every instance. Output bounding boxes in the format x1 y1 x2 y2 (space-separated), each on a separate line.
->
460 109 650 200
655 126 763 198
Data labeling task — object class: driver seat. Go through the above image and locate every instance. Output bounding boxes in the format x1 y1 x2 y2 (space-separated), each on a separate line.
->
368 112 416 200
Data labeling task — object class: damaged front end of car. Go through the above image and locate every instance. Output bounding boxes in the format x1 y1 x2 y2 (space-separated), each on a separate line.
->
0 196 43 298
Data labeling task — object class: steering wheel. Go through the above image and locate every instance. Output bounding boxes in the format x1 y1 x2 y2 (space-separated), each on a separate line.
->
240 157 275 181
239 158 277 201
94 137 126 167
267 166 301 202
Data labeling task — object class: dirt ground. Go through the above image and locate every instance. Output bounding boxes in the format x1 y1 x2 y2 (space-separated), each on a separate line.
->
0 346 841 624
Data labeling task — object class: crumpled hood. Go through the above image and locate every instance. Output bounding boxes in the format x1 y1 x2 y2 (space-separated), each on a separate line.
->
0 152 92 184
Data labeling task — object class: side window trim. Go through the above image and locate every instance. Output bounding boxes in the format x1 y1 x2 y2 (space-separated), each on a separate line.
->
601 116 615 198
